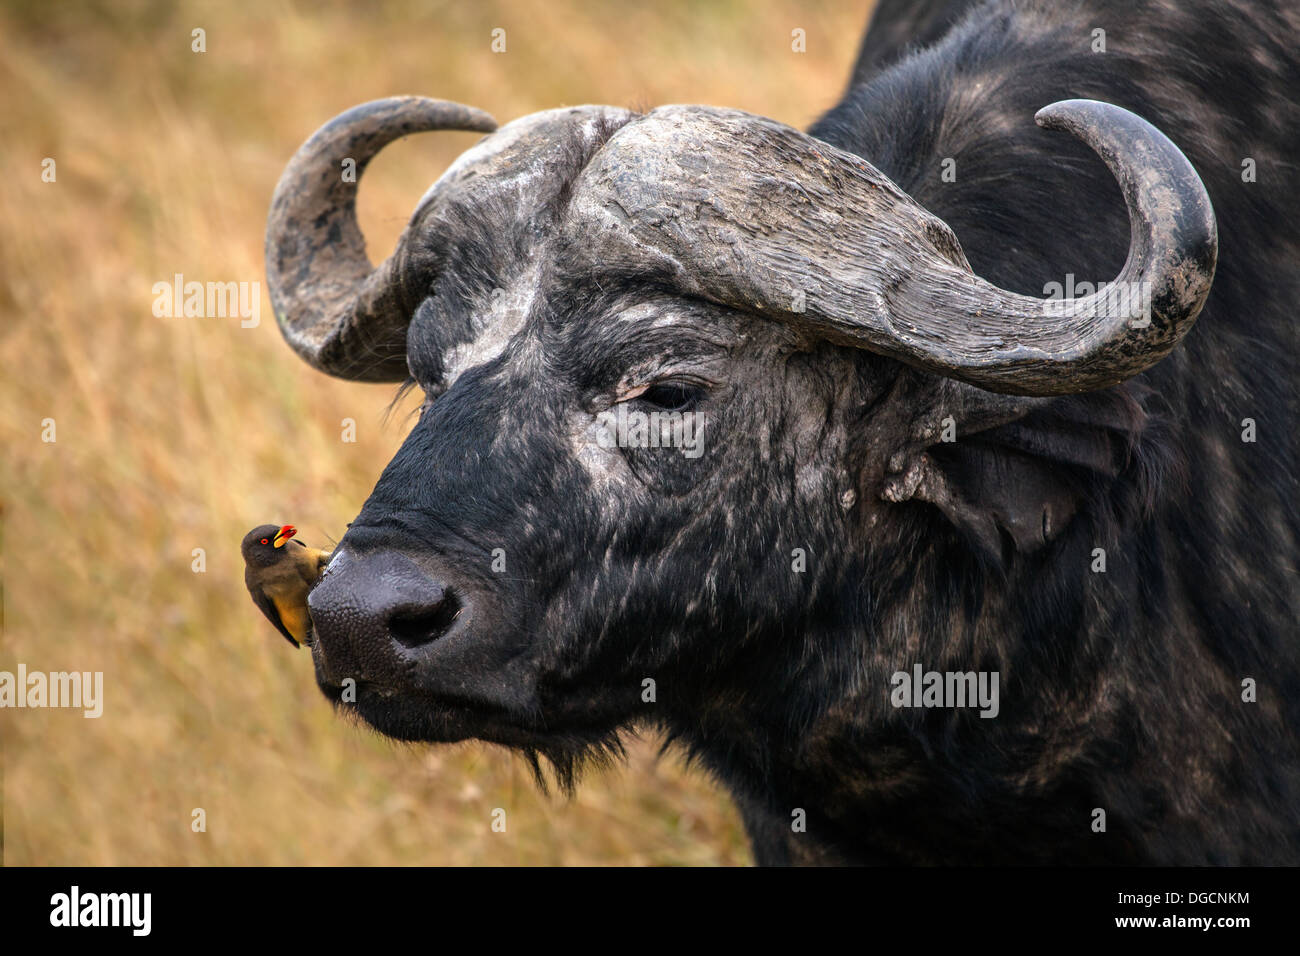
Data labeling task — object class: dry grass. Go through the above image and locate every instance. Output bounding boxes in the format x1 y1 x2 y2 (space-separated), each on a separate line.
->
0 0 869 865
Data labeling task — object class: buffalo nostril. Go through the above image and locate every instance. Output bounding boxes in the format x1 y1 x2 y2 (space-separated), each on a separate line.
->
387 590 463 649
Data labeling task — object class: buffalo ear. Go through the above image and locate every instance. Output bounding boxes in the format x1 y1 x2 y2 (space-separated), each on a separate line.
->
879 378 1151 561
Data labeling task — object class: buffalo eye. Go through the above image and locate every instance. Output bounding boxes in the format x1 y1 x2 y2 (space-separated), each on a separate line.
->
637 382 702 412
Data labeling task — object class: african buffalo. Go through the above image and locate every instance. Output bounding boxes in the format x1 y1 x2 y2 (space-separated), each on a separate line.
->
262 0 1300 864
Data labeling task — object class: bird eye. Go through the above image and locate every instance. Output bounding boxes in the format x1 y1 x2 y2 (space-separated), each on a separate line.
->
261 538 269 545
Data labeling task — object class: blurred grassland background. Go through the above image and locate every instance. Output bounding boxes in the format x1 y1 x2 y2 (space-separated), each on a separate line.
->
0 0 870 865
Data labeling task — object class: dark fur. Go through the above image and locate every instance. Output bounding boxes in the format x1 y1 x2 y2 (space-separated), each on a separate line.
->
318 0 1300 864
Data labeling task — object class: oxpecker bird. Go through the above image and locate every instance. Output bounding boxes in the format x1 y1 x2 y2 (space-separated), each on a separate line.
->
242 524 331 648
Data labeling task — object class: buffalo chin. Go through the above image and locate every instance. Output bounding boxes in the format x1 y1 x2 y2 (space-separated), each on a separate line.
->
314 677 522 742
314 675 633 792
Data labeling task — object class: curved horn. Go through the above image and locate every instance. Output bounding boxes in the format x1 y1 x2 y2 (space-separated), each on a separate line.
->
576 99 1217 396
265 97 496 382
888 98 1219 394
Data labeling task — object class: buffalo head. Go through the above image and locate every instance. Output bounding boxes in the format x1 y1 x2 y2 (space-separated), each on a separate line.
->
263 95 1216 779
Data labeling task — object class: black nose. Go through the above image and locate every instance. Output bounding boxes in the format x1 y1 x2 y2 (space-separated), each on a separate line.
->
307 549 461 681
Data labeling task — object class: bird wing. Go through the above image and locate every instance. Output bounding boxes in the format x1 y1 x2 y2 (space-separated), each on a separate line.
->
273 598 313 647
246 576 302 648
